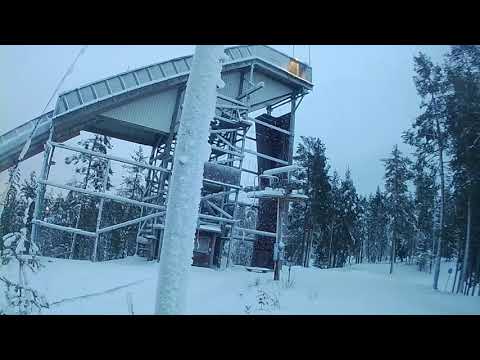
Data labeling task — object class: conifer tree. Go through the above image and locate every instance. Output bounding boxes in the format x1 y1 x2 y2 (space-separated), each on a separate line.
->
444 45 480 294
65 134 113 260
403 52 448 289
0 168 24 246
294 136 331 267
382 145 413 274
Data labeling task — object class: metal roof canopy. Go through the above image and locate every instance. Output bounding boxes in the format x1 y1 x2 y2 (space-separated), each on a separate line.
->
0 45 313 174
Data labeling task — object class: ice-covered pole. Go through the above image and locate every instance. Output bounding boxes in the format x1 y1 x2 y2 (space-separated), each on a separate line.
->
154 45 225 315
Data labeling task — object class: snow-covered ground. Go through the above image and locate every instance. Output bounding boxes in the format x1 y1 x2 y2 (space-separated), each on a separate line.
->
29 257 480 315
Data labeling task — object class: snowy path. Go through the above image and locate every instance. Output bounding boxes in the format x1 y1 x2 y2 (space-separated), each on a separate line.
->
31 257 480 315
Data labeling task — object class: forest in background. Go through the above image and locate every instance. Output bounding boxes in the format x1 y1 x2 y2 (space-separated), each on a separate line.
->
1 45 479 299
285 45 480 295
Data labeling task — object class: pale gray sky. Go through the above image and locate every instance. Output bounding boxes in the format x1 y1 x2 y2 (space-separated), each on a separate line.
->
0 45 449 195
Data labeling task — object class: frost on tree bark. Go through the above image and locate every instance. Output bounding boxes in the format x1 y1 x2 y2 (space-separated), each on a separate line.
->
154 45 224 315
432 117 445 290
457 194 472 294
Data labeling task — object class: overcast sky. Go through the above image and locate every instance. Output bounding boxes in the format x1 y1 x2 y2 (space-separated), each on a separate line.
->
0 45 449 195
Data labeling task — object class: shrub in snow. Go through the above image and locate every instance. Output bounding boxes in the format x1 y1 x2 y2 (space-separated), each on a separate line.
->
256 289 280 311
241 286 281 314
416 250 433 272
282 265 295 289
0 230 48 315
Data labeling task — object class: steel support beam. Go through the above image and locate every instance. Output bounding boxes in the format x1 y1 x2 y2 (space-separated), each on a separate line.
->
50 141 170 173
98 211 165 234
243 148 289 165
32 220 97 238
39 180 165 210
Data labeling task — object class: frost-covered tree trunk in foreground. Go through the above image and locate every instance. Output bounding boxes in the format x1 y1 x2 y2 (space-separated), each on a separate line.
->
155 45 224 315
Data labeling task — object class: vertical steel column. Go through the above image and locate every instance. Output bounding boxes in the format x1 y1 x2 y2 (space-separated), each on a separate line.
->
31 135 53 252
274 198 284 280
135 139 159 256
288 93 297 165
92 159 110 262
276 93 297 279
226 126 247 267
152 87 183 260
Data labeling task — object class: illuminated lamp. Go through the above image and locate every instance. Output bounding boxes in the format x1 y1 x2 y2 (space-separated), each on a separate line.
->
287 58 300 77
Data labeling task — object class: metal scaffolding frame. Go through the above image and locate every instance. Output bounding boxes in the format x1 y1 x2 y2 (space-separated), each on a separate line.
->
30 139 171 262
26 57 310 269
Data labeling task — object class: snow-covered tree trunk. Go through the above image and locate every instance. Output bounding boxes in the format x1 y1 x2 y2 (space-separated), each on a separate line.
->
457 194 472 294
432 118 445 290
388 222 395 275
154 45 224 315
362 231 367 263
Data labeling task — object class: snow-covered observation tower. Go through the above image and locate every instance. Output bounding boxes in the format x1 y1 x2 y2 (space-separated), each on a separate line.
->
0 45 313 269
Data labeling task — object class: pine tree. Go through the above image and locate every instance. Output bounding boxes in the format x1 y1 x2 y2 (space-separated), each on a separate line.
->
403 52 448 289
119 146 147 200
113 145 148 259
232 204 257 266
412 155 436 271
285 200 307 265
326 171 342 268
382 145 413 274
19 171 37 241
338 169 359 266
356 195 368 263
0 168 24 247
1 176 48 314
293 136 331 267
65 134 113 260
365 187 389 263
65 134 114 191
40 191 72 257
444 45 480 294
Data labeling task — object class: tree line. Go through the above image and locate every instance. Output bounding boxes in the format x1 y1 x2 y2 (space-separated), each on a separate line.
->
0 135 150 262
286 45 480 296
1 45 478 296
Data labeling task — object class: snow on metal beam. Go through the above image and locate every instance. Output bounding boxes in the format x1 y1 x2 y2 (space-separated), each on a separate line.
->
235 227 277 238
247 117 291 136
210 145 244 158
39 180 165 210
50 141 170 173
201 189 237 201
32 219 97 237
243 148 288 165
209 128 239 134
203 178 242 190
262 164 303 176
97 211 165 234
198 214 238 224
205 200 233 219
